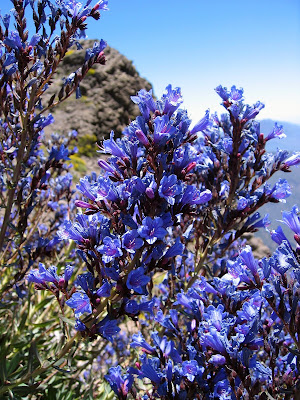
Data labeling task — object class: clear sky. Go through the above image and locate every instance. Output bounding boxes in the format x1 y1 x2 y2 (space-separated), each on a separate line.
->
1 0 300 124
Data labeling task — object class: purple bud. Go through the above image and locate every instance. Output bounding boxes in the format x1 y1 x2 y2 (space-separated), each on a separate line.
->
145 187 155 199
136 129 150 147
98 159 115 173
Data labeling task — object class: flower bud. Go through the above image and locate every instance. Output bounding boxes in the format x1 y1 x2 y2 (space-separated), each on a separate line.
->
136 129 150 147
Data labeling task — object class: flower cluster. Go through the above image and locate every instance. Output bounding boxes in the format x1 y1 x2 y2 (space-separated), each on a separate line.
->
24 82 299 398
0 0 108 297
1 2 300 398
105 216 300 399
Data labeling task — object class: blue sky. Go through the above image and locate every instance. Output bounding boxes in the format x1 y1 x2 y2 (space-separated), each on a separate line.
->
1 0 300 124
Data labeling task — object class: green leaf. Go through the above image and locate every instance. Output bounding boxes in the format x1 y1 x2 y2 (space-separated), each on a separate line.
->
7 353 23 377
35 296 54 312
32 320 56 328
59 316 75 327
0 354 7 384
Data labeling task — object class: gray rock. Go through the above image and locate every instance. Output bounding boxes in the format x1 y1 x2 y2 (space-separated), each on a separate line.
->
44 40 152 142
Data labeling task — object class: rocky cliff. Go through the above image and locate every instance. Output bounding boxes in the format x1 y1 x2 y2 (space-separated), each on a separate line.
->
45 40 152 143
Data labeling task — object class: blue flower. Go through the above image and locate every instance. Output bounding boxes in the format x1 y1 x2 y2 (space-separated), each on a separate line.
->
27 263 59 285
283 153 300 167
97 318 120 342
237 196 248 210
49 144 70 161
239 246 258 275
270 226 290 246
96 281 112 297
190 110 211 134
280 205 300 235
200 326 227 354
66 292 92 317
203 304 227 332
140 356 162 384
242 101 265 121
215 85 230 101
163 237 184 259
214 379 231 399
265 123 286 141
76 272 95 293
181 186 212 205
101 131 126 158
131 88 156 119
162 84 183 116
182 360 200 382
230 85 244 101
158 174 182 205
105 366 134 397
76 177 97 201
98 236 123 264
74 319 86 332
130 332 155 353
138 217 167 245
85 39 107 61
270 179 291 201
64 265 74 282
122 230 144 254
96 177 118 201
153 115 176 146
4 31 23 50
127 267 150 294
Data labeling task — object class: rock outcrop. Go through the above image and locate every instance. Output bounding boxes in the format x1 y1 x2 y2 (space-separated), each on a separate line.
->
45 40 152 141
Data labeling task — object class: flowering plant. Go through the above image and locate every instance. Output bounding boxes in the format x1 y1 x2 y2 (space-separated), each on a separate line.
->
1 1 300 399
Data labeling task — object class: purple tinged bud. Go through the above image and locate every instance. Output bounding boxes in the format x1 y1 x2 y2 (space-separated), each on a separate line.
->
98 159 116 173
185 161 197 173
208 354 226 365
75 200 97 210
145 187 155 199
191 319 196 331
136 129 150 147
